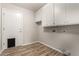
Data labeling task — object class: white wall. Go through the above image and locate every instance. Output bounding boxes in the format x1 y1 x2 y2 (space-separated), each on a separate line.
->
38 25 79 55
23 9 38 44
0 4 38 49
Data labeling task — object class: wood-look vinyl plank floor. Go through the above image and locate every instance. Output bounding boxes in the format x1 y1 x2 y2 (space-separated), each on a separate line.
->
0 42 64 56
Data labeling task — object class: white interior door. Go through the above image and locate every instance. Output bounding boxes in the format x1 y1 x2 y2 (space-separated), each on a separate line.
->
2 8 23 49
16 12 23 46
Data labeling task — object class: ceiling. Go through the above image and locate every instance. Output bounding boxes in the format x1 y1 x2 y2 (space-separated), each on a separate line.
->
13 3 46 12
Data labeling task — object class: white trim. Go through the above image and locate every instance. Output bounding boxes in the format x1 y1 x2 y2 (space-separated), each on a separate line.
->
18 41 39 46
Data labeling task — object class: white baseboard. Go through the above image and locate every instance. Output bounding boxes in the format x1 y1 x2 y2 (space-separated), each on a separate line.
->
21 41 39 46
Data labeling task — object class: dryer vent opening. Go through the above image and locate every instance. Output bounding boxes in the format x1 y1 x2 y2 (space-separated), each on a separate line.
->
7 38 15 48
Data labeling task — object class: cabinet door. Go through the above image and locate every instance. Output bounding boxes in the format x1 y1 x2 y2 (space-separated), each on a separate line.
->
35 8 42 22
66 4 79 25
42 4 54 27
55 3 67 26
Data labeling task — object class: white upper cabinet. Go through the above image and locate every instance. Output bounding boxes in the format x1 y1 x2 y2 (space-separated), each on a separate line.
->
66 4 79 25
42 3 54 27
35 3 79 27
35 7 43 22
55 3 67 26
